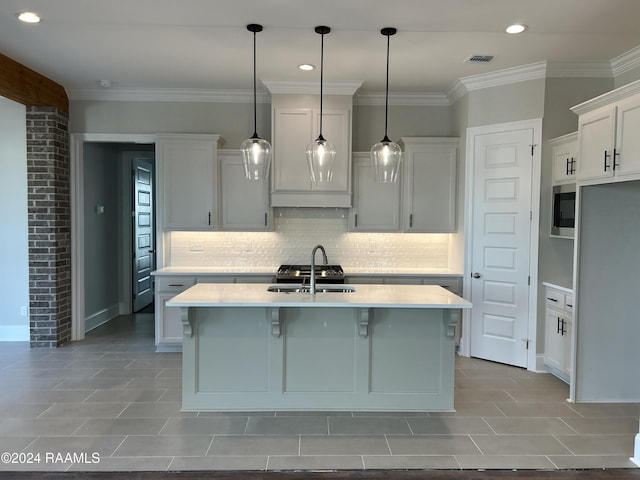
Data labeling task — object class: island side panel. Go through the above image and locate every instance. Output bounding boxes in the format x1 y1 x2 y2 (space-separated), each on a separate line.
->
182 305 456 411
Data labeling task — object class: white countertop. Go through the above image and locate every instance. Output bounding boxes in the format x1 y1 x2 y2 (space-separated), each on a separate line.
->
152 267 463 277
166 283 472 309
542 281 574 294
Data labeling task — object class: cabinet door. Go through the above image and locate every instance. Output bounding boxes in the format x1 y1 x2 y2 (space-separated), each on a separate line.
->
156 293 184 346
219 151 272 231
615 95 640 178
349 154 401 232
403 139 457 232
544 309 564 372
552 140 577 184
576 106 616 182
158 135 218 230
272 108 314 193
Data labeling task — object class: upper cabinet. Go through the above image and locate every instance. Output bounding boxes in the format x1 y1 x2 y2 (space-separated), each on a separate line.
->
265 82 360 208
219 150 272 231
572 80 640 185
401 137 458 233
349 153 401 232
349 138 459 233
157 134 223 231
549 132 577 185
157 135 271 232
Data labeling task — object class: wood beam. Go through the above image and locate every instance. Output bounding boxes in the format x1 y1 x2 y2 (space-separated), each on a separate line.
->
0 52 68 113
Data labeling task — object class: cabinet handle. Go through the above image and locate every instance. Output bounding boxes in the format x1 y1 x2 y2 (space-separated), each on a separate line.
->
547 297 558 302
566 158 571 175
168 284 184 287
566 303 573 308
264 212 268 226
569 157 576 175
409 214 414 228
208 212 212 225
603 150 611 171
560 319 567 336
557 317 562 334
613 148 620 171
354 213 358 227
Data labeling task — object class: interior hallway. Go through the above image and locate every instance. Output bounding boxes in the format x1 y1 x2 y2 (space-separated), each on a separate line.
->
0 313 637 473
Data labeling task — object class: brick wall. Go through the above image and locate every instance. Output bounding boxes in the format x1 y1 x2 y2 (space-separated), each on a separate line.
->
26 107 71 347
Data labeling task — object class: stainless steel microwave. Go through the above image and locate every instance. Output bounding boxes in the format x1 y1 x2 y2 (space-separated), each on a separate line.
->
551 183 576 238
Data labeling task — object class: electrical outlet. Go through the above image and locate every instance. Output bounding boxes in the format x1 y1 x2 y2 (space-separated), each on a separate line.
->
189 242 204 252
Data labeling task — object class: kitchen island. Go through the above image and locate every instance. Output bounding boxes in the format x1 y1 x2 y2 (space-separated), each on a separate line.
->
167 283 471 412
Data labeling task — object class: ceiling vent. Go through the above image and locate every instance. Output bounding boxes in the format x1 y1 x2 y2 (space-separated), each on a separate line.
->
466 55 495 64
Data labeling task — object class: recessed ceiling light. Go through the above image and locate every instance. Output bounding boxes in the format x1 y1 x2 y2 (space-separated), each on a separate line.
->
98 80 112 88
506 24 527 34
298 64 315 71
17 11 41 24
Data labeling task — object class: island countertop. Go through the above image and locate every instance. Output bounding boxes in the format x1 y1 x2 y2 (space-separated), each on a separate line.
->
166 282 471 309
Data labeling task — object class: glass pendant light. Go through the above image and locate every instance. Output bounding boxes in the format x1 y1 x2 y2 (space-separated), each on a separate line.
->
240 24 272 180
371 27 402 183
306 26 336 183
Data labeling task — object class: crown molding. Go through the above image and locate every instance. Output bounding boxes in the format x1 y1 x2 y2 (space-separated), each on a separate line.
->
460 61 548 91
263 80 362 95
65 45 640 106
354 91 450 107
67 87 270 103
611 45 640 77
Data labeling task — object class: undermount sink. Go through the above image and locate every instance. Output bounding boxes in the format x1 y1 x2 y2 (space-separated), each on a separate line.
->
267 284 356 294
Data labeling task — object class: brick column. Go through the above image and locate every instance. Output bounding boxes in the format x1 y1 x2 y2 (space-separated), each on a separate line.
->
26 106 71 347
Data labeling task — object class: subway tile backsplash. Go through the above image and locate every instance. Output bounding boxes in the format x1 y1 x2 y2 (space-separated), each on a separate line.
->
169 208 450 269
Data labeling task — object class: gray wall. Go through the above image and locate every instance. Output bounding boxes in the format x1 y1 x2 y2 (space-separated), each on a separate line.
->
83 143 121 326
0 96 29 341
466 79 546 127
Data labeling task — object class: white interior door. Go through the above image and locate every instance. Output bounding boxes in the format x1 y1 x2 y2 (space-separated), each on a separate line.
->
468 125 536 368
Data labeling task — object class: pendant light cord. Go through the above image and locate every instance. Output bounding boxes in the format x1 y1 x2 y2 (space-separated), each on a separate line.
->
383 32 391 141
318 29 325 141
252 28 258 139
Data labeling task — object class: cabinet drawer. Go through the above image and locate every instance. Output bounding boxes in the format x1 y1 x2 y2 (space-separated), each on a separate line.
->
156 276 196 292
545 289 565 309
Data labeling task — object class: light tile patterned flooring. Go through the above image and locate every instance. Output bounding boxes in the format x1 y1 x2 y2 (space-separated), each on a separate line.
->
0 313 638 473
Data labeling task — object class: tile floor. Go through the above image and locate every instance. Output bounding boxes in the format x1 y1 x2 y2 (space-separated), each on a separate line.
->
0 313 638 473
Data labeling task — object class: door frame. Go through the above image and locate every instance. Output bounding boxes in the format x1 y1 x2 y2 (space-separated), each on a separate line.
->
70 133 156 341
460 118 542 371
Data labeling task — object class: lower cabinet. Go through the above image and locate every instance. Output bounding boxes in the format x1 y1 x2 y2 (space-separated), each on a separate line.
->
155 276 196 352
154 274 275 352
543 284 574 383
155 273 463 353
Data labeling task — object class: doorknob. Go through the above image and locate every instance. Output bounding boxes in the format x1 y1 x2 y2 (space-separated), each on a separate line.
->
472 272 482 278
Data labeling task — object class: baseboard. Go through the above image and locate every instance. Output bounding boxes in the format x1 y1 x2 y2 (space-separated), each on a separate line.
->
85 304 120 332
535 354 547 372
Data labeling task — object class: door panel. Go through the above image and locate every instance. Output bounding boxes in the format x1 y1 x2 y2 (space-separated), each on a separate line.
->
133 157 155 312
470 128 533 367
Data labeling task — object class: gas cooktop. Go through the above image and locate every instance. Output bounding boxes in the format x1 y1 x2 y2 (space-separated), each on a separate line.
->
276 264 345 284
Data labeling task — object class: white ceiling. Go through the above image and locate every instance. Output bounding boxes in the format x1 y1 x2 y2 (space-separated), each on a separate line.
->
2 0 640 100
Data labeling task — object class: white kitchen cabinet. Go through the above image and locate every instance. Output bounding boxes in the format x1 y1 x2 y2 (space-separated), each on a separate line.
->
543 283 573 383
572 81 640 184
157 134 223 230
401 137 458 233
219 150 272 231
549 132 577 185
154 275 196 352
348 153 401 232
268 91 354 207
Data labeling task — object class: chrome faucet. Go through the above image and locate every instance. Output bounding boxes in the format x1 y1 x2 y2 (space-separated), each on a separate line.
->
310 244 328 294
